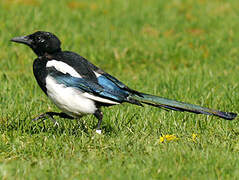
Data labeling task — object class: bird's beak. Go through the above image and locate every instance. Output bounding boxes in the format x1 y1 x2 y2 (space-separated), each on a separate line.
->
11 35 32 46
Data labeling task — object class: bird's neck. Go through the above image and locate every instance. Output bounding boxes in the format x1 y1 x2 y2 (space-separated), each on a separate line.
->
34 47 62 57
37 49 62 59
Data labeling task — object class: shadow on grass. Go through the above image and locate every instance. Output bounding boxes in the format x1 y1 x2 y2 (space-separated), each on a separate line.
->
0 115 115 137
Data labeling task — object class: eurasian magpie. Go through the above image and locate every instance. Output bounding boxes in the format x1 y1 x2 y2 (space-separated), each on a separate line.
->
11 31 237 133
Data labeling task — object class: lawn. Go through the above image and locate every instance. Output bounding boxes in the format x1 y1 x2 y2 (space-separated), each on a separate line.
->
0 0 239 179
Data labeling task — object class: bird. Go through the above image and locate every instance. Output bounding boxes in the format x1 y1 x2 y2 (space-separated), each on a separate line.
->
11 31 237 134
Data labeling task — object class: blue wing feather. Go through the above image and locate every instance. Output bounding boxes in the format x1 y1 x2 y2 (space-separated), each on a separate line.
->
48 67 129 103
97 75 129 101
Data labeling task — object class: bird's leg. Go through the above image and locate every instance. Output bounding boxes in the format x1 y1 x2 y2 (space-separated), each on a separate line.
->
57 112 75 119
94 109 103 134
32 112 58 126
32 112 74 126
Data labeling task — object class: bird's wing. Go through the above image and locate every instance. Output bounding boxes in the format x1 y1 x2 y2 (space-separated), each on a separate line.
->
53 51 99 84
47 51 142 105
58 51 132 88
46 65 130 104
74 53 142 95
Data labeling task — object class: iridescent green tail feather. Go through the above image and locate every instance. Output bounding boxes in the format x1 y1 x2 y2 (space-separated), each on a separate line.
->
129 93 237 120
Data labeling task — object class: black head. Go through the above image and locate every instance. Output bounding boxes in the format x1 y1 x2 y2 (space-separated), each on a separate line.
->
11 31 61 56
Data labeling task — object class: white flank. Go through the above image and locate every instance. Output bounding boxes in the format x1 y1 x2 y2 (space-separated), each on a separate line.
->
45 76 119 117
46 76 97 116
46 60 81 78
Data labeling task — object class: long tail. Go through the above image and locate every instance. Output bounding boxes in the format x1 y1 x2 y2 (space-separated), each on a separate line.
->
129 92 237 120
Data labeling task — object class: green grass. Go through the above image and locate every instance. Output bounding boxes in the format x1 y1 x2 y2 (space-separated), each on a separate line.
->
0 0 239 179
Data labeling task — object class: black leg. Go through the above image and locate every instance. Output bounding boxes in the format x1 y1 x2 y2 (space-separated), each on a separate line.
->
32 111 74 125
94 109 103 134
57 112 75 119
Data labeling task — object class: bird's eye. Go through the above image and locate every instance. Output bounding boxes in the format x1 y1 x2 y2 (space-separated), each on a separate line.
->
39 39 45 43
36 36 45 43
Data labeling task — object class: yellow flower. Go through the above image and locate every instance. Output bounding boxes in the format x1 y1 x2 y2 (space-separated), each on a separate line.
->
192 133 197 142
159 134 178 143
159 136 164 143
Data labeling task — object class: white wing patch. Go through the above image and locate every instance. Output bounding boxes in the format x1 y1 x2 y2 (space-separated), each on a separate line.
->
94 71 101 78
82 93 119 105
46 60 81 78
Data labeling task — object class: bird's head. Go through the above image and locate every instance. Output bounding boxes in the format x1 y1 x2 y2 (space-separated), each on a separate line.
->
11 31 61 56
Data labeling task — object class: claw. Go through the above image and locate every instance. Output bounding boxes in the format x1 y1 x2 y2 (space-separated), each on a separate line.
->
53 121 59 127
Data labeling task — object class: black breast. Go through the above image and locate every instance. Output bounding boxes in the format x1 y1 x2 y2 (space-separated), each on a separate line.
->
33 57 48 95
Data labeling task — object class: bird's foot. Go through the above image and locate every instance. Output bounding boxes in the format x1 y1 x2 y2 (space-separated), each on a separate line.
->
32 113 48 121
96 129 102 134
32 112 61 126
51 118 59 127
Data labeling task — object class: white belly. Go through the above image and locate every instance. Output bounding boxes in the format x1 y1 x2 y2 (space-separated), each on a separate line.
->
45 76 97 117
